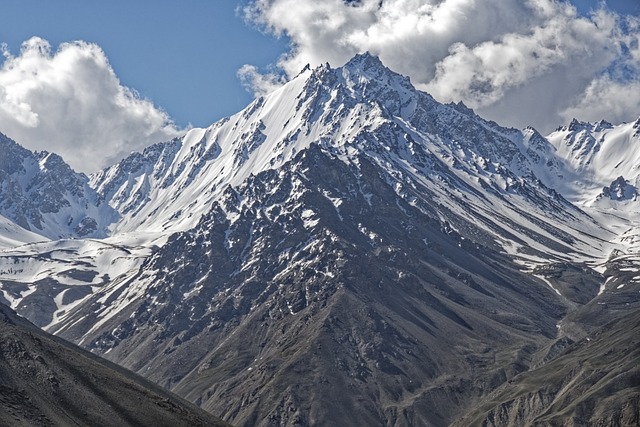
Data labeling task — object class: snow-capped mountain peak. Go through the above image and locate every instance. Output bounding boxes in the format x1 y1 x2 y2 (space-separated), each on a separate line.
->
82 55 611 271
0 132 117 241
544 116 640 205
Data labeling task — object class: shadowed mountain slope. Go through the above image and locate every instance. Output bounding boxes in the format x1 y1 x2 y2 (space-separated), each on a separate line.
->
0 302 230 427
453 308 640 426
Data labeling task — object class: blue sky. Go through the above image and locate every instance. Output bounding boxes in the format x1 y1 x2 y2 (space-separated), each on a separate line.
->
574 0 640 16
0 0 288 127
0 0 638 172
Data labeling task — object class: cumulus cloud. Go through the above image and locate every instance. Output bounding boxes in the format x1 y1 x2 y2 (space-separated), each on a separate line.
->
0 37 183 173
237 64 287 97
242 0 640 132
561 76 640 124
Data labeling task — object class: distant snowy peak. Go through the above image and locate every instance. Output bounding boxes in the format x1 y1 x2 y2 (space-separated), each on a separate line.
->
548 117 640 172
0 132 117 240
544 117 640 204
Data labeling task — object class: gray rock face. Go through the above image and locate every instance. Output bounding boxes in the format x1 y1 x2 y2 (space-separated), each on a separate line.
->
453 308 640 427
599 176 637 201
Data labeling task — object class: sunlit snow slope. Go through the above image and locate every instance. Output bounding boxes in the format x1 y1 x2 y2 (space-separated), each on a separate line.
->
91 54 614 264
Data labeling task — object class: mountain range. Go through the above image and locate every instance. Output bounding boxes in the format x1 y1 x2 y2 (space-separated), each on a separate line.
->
0 53 638 426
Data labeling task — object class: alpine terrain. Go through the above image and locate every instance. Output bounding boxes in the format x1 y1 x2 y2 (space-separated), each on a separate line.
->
0 53 638 426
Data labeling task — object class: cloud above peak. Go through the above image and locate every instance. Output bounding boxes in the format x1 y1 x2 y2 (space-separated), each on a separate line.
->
243 0 640 132
0 37 183 173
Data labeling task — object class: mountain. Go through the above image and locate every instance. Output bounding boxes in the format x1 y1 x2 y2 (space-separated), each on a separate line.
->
544 118 640 204
52 143 571 425
0 53 638 426
90 54 610 262
0 301 230 426
0 132 117 241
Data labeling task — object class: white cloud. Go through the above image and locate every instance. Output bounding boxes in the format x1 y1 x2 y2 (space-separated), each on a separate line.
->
561 76 640 124
243 0 640 133
0 37 183 173
237 64 286 97
560 13 640 124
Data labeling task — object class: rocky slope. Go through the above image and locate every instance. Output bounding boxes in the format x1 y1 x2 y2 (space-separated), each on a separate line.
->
0 301 230 426
53 144 571 425
452 308 640 427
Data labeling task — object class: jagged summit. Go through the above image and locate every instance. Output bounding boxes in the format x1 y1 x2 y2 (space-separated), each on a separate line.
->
344 50 381 67
87 55 433 233
90 53 548 237
0 132 117 240
341 51 411 87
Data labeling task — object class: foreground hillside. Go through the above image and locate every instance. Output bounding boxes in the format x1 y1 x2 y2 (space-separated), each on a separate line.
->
0 302 230 427
454 308 640 426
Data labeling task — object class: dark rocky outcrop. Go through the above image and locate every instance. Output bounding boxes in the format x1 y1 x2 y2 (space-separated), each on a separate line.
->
0 303 230 427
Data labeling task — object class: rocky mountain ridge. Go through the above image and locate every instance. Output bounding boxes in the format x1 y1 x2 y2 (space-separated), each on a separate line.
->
0 132 117 242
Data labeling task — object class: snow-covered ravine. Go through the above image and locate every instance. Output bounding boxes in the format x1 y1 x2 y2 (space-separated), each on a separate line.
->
0 234 160 330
